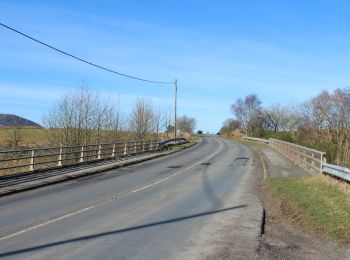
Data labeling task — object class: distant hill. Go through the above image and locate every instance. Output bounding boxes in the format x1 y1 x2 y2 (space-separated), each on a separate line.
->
0 114 41 127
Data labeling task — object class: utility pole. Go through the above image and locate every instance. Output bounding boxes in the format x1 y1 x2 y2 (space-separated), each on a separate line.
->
174 79 178 138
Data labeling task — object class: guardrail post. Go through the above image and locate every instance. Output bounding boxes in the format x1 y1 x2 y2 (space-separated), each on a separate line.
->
97 144 101 159
124 143 127 155
142 141 145 152
321 154 325 173
79 146 84 162
134 142 137 154
57 147 63 166
29 149 35 171
112 143 115 157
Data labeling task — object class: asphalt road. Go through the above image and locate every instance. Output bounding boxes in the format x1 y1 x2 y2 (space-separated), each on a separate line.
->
0 136 254 259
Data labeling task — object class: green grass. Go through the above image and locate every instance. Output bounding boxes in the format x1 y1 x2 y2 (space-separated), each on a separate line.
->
266 176 350 241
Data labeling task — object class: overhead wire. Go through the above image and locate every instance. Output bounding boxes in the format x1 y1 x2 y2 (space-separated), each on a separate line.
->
0 21 174 84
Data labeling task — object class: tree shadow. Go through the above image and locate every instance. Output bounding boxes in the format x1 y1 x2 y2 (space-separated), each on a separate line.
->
201 163 224 209
0 205 246 257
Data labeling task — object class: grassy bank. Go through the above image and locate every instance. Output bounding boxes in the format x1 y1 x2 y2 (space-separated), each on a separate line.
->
0 127 48 148
266 176 350 242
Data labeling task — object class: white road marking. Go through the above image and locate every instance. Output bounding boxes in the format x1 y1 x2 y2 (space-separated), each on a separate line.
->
0 138 228 242
131 177 171 193
0 205 96 242
130 140 224 193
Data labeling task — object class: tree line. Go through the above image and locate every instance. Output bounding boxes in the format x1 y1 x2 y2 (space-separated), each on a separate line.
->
41 86 196 147
220 87 350 167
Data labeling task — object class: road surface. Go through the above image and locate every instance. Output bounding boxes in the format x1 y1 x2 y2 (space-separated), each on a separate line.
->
0 136 257 259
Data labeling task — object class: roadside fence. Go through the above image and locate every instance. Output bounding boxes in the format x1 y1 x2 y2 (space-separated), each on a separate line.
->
269 138 325 175
0 140 163 176
245 136 350 181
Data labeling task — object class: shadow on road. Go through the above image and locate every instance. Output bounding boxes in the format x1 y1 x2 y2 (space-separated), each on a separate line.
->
201 163 224 209
0 205 246 257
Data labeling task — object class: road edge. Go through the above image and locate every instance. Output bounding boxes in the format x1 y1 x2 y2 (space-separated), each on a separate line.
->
0 143 197 197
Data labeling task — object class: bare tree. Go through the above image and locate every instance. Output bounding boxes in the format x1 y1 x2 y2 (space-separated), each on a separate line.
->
177 115 196 134
263 104 287 132
43 85 124 146
220 119 241 135
231 94 262 135
151 107 165 140
128 99 155 140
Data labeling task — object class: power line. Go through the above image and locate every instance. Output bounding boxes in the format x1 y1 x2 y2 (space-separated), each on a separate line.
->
0 21 174 84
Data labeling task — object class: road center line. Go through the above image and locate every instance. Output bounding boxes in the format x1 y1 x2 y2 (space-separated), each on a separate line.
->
0 138 228 242
0 205 97 242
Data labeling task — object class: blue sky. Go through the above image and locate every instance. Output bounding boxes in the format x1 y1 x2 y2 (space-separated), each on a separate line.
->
1 1 350 132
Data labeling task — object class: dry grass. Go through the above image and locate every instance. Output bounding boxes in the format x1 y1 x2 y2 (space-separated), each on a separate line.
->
0 127 177 149
320 174 350 196
0 127 48 148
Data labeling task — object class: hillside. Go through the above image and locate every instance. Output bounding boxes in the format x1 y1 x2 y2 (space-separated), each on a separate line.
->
0 114 41 127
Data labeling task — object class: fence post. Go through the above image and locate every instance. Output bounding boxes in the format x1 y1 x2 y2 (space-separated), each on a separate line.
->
124 143 127 155
29 149 35 171
150 141 154 151
80 146 84 163
134 142 137 154
57 147 63 166
112 143 115 157
142 141 145 152
98 144 101 159
321 153 325 174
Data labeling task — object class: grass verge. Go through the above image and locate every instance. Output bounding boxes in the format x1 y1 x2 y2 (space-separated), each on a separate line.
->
265 176 350 242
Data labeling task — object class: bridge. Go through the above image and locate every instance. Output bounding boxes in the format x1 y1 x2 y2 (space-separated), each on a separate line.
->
0 136 348 259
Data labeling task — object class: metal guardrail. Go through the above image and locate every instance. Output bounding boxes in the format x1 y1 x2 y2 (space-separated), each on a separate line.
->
159 137 188 147
323 163 350 182
0 140 160 176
